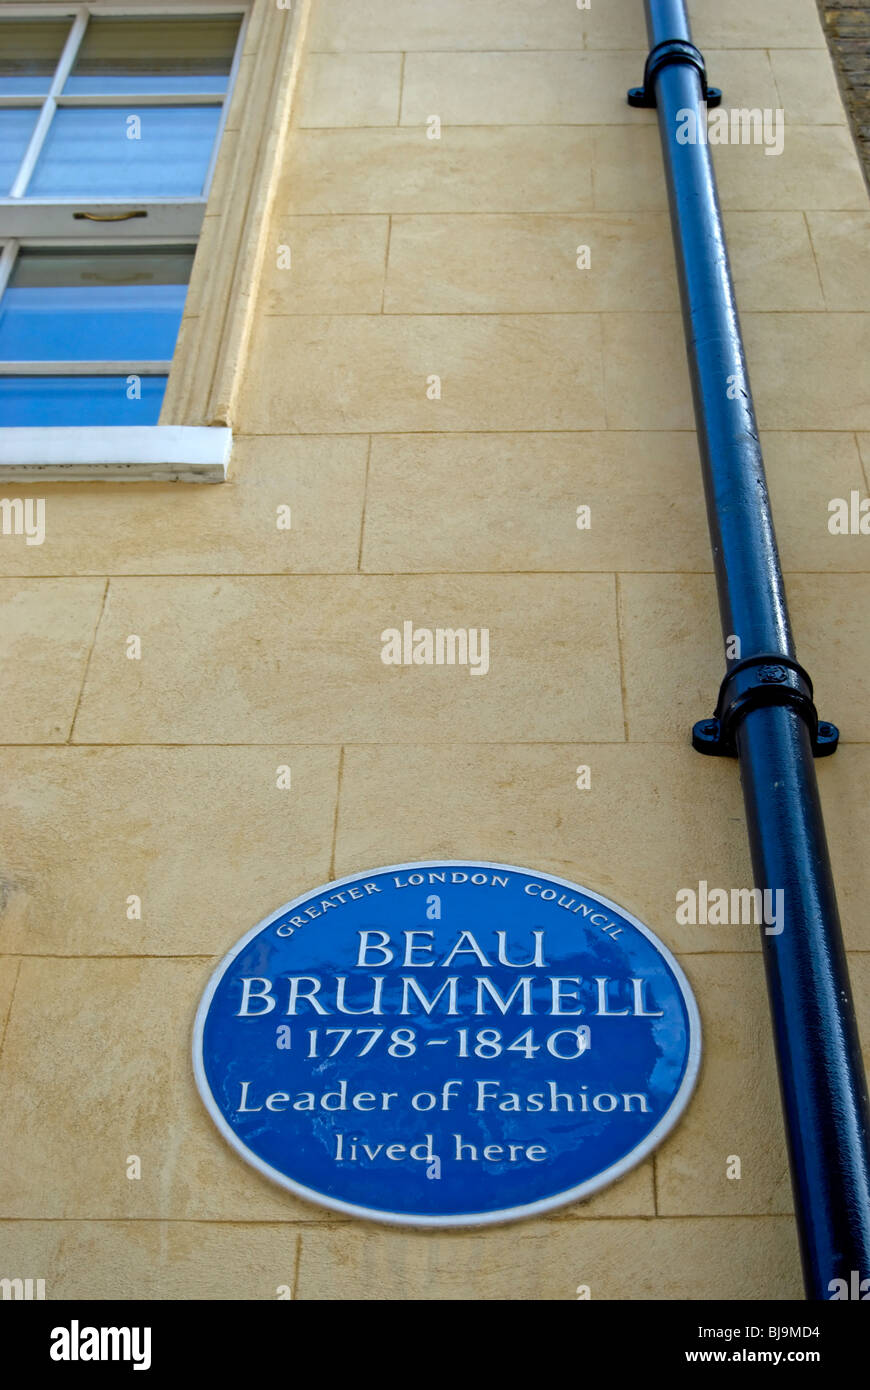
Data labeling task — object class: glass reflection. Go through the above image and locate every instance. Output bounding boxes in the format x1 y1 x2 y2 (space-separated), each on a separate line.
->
0 247 194 362
64 16 242 94
27 106 222 198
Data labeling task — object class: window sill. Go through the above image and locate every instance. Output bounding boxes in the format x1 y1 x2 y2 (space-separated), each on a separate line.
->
0 426 230 482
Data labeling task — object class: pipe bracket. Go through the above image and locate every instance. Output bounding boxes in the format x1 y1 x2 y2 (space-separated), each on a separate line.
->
692 654 839 758
627 39 722 109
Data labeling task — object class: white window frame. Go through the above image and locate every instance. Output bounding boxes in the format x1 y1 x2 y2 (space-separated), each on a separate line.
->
0 0 252 480
0 1 248 236
0 234 197 384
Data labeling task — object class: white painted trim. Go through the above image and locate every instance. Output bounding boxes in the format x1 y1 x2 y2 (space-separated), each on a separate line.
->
10 8 88 197
56 92 227 106
0 242 18 301
16 234 197 247
0 423 230 480
0 196 205 205
0 361 173 374
0 3 248 12
202 3 246 196
4 0 245 223
0 94 227 109
0 200 204 239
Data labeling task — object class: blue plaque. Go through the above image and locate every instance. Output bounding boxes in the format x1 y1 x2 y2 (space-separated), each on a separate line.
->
193 862 701 1226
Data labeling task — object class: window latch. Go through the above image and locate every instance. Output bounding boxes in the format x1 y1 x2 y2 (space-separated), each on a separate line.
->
73 210 148 222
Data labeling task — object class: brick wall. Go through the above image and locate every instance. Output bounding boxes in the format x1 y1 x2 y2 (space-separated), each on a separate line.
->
819 2 870 186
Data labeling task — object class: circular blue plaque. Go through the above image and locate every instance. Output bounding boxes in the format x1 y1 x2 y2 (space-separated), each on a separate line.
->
194 862 701 1227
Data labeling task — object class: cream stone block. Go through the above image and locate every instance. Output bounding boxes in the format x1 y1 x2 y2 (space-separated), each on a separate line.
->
723 211 825 311
659 953 870 1217
278 129 594 215
0 747 340 956
0 956 19 1046
785 574 870 744
601 314 693 430
308 0 591 53
331 746 870 956
361 431 865 576
333 743 764 955
697 51 783 110
594 126 868 213
259 216 389 313
616 570 718 744
558 1161 654 1219
690 0 825 48
584 0 824 49
297 53 403 128
712 127 869 211
592 127 668 212
0 957 348 1222
743 314 870 431
806 213 870 311
0 1220 304 1299
859 435 870 488
361 431 709 572
400 51 644 128
237 314 606 434
0 1214 801 1299
0 580 105 743
657 954 792 1216
385 214 680 315
400 50 778 128
849 956 870 1048
768 49 849 126
576 0 652 50
0 436 368 577
612 568 699 737
618 572 870 746
383 211 822 316
294 1217 802 1299
808 759 870 957
255 212 383 314
72 575 624 744
603 313 870 433
763 433 870 573
692 0 817 48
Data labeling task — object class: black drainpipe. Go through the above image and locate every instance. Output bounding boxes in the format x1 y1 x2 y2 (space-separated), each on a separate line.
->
628 0 870 1298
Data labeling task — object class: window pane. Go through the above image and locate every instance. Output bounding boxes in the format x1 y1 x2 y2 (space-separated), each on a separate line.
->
65 16 242 94
26 106 221 197
0 19 70 95
0 247 194 361
0 109 39 194
0 376 166 426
